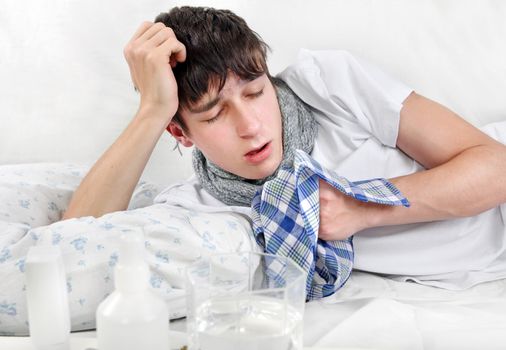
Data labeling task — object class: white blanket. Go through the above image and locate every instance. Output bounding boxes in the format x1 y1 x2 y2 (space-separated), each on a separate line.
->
0 164 258 335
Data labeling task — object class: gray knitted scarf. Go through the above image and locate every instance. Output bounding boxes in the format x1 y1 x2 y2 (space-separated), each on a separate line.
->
192 77 317 206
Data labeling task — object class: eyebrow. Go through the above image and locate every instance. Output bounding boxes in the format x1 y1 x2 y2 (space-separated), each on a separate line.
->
188 95 221 113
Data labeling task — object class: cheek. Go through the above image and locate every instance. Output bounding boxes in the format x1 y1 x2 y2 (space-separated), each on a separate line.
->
266 99 282 130
195 126 234 156
257 93 281 124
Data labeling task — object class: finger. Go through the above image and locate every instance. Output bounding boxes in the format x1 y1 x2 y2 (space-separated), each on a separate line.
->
131 21 155 41
136 22 168 43
154 38 187 65
145 27 175 48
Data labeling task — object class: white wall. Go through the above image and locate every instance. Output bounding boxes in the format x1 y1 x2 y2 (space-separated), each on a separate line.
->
1 0 505 185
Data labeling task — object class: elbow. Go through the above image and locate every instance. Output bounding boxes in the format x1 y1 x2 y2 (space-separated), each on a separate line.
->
485 143 506 205
61 209 82 221
61 206 98 221
455 143 506 217
61 211 77 221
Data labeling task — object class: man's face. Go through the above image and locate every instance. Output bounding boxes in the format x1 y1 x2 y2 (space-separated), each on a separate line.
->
173 73 283 180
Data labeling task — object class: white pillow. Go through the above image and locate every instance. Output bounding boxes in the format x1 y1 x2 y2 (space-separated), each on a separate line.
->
0 163 163 228
0 163 258 335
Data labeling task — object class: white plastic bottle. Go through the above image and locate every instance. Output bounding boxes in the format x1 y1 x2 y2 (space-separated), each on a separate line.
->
25 245 70 350
96 228 170 350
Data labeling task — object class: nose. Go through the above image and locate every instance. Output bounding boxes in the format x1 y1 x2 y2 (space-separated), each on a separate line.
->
234 102 261 138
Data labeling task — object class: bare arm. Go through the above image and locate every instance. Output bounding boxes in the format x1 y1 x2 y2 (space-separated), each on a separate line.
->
63 22 186 219
319 92 506 240
371 92 506 223
62 108 167 219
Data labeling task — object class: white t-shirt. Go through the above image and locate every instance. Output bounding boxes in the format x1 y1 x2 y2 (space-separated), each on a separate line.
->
155 49 506 290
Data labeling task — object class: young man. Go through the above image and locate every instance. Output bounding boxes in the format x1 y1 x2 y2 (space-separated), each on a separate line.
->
64 7 506 289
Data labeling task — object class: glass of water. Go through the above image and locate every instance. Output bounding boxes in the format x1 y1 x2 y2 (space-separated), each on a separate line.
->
185 252 306 350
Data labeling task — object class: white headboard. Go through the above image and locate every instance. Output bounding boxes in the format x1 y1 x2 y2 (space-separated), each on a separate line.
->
2 0 505 185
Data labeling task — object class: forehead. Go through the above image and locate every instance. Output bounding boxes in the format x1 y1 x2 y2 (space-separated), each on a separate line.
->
206 73 261 98
187 73 265 113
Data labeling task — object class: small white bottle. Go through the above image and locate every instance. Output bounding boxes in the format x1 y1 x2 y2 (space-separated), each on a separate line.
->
25 245 70 350
96 228 170 350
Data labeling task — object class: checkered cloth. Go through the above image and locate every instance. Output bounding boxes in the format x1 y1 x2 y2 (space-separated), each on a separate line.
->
251 150 410 300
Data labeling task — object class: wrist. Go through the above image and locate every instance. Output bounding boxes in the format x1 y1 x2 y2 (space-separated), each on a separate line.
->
358 201 394 231
136 103 175 127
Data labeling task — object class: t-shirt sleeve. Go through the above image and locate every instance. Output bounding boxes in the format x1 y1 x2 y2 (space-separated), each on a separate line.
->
277 49 413 147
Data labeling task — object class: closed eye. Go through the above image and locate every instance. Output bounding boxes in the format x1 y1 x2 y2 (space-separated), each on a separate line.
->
248 89 264 98
206 109 223 124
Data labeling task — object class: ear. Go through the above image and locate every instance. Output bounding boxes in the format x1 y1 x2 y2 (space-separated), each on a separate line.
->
167 121 194 147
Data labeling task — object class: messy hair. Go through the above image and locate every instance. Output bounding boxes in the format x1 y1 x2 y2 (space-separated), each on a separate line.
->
154 6 271 132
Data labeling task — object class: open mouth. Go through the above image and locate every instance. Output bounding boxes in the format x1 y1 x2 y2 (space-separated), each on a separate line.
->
244 142 272 164
245 143 269 157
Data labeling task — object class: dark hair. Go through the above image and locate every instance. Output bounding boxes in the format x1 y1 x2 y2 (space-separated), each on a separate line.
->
154 6 270 132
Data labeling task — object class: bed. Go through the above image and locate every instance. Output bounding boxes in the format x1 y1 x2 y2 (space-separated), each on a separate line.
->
2 0 506 349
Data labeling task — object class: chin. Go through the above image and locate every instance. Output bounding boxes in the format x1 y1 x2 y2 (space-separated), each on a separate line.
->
232 151 283 180
248 160 281 180
248 171 275 181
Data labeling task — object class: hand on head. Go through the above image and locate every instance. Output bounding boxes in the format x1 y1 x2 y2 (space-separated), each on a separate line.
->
123 21 186 123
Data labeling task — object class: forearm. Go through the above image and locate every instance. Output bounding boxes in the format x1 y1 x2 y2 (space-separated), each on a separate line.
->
365 143 506 228
63 106 168 219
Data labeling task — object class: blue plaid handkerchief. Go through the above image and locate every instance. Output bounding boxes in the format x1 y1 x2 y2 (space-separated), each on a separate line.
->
251 150 410 300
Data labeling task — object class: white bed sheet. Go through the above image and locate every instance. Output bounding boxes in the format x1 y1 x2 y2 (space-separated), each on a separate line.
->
303 271 506 349
166 271 506 349
4 271 502 350
167 270 506 349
